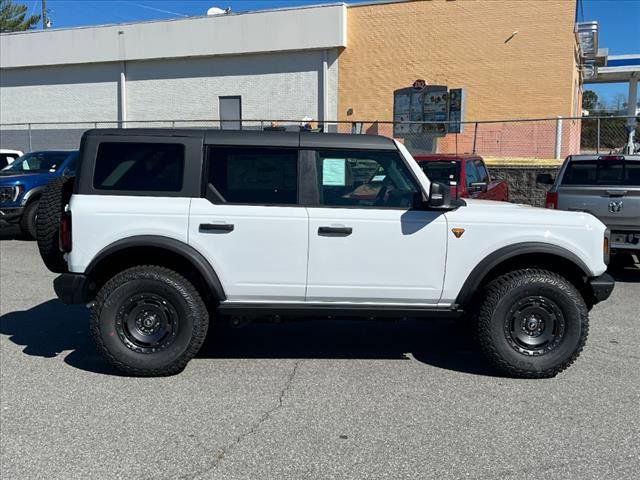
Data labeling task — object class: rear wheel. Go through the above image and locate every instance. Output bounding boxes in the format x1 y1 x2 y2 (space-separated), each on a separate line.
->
477 269 588 378
90 266 209 376
19 201 38 239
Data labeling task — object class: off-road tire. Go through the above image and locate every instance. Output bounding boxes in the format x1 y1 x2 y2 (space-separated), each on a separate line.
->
19 201 38 239
90 266 209 376
35 176 74 273
477 269 589 378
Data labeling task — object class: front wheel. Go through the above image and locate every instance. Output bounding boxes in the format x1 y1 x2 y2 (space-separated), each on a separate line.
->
91 266 209 376
477 269 588 378
19 201 38 239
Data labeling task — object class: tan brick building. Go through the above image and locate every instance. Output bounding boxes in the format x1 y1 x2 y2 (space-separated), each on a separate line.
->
338 0 582 123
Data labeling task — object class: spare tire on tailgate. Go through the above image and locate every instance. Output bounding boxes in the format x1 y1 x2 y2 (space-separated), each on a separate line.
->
36 176 75 273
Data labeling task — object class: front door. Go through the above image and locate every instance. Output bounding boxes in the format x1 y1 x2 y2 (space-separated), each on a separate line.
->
306 148 447 304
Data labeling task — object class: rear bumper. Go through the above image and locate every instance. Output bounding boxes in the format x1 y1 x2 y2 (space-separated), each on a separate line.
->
54 273 91 305
588 273 615 304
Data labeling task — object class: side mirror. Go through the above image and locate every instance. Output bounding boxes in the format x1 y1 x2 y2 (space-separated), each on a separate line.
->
428 181 451 209
469 182 488 193
536 173 554 185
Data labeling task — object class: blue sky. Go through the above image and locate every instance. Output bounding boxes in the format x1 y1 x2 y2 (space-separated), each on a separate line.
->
23 0 640 105
581 0 640 107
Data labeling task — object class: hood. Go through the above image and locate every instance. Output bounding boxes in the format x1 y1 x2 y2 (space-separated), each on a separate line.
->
0 171 52 185
460 198 605 229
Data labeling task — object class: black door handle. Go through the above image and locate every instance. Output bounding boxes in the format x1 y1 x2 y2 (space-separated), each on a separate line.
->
318 226 352 236
199 223 234 233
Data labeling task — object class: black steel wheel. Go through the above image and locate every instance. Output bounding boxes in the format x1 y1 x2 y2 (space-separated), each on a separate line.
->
477 269 588 378
115 292 180 353
91 266 209 376
504 296 565 356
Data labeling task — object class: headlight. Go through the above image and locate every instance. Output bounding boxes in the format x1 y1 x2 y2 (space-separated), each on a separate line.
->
0 185 22 203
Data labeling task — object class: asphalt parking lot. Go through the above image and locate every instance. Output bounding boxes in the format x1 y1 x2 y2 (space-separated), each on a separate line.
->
1 227 639 480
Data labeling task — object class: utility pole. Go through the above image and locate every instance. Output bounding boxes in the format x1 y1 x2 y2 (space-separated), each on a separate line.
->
42 0 48 29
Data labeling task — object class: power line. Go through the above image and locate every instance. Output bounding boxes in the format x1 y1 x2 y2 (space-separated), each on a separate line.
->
121 1 189 18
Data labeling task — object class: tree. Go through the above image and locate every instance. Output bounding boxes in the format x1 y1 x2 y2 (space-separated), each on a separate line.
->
582 90 598 111
0 0 40 33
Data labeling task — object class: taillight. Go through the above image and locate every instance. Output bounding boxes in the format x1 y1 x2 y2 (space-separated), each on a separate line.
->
545 191 558 209
59 210 72 252
603 229 610 265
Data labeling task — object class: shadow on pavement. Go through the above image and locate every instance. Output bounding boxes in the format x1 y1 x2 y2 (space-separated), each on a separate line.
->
0 299 118 375
0 299 499 377
202 318 499 376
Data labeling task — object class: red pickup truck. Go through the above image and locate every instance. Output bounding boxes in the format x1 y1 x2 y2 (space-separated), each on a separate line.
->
414 154 509 201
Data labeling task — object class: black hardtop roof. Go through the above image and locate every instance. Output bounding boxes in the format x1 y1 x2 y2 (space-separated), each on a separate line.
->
83 128 398 150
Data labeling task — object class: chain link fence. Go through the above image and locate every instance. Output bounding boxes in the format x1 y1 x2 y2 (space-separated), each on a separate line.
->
1 115 637 206
2 115 636 159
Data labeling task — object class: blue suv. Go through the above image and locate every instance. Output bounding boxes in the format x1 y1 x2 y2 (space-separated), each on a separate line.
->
0 150 78 238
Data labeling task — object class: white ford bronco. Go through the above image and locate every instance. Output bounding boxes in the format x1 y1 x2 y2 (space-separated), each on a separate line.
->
36 129 614 378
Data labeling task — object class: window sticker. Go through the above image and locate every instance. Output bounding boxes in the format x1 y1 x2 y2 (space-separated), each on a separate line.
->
371 174 386 182
322 159 346 186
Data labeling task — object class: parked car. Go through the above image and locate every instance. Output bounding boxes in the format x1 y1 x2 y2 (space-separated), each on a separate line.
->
414 154 509 201
538 154 639 256
0 149 23 169
0 150 78 238
38 129 612 378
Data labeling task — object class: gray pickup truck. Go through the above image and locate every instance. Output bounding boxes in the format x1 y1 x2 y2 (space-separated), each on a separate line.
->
538 155 640 257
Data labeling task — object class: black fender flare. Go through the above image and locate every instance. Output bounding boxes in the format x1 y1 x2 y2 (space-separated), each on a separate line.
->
86 235 226 301
454 242 592 308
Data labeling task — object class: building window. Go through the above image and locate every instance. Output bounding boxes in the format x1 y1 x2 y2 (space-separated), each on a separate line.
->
219 96 242 130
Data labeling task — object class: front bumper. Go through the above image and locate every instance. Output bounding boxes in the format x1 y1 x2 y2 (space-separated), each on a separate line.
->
54 273 92 305
0 207 24 226
588 273 615 304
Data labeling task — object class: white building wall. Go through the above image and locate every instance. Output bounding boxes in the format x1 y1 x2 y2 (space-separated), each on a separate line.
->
0 5 346 68
0 63 120 124
0 49 339 125
125 50 338 122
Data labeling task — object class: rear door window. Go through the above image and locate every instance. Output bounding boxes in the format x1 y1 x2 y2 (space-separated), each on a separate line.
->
562 160 640 186
207 147 298 204
93 143 184 192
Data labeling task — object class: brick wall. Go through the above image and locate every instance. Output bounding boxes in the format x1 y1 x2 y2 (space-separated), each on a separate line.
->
339 0 579 122
437 119 582 159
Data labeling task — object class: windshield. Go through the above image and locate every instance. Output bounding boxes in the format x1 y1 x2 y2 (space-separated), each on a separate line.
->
1 151 73 174
421 161 460 184
562 160 640 186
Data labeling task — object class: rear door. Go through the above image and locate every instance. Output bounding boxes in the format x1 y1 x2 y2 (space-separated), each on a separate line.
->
305 148 447 304
557 157 640 232
189 145 309 302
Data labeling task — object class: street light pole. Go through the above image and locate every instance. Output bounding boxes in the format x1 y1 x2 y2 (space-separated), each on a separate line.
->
42 0 48 29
